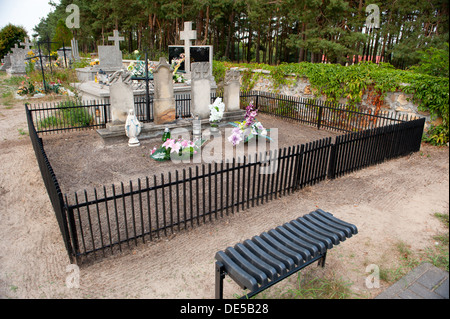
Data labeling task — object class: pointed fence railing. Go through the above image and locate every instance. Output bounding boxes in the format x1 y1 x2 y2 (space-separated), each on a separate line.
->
25 91 425 264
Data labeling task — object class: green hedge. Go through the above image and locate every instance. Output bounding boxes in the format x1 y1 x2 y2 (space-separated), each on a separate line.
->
213 60 449 145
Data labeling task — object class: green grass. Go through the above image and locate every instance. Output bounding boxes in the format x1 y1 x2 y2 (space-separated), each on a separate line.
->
426 212 449 271
379 212 449 283
241 268 356 299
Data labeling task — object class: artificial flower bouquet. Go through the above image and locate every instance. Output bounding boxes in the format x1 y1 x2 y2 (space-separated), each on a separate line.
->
171 53 186 83
228 101 271 146
209 97 225 128
150 137 204 161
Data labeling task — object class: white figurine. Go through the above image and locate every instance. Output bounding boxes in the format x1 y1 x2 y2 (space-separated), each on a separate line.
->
125 109 142 147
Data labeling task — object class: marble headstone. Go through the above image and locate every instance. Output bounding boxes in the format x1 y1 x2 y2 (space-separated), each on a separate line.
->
0 54 11 71
191 62 212 119
223 69 241 112
152 57 176 124
109 75 135 125
7 44 27 75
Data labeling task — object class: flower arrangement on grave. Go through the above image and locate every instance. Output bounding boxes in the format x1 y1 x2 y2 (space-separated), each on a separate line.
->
227 101 271 146
127 51 155 78
171 53 186 83
90 59 99 67
17 76 35 96
150 137 204 161
209 97 225 130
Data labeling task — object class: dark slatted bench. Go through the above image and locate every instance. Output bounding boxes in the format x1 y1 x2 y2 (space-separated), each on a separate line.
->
214 209 358 299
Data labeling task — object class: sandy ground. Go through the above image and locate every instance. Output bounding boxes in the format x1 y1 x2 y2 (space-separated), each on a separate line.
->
0 96 448 300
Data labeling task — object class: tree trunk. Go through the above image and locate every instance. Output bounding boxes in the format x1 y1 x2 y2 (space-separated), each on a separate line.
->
197 9 204 45
247 24 253 63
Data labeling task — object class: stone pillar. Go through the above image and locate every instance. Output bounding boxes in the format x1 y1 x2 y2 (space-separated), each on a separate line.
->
153 57 176 124
223 69 241 112
191 62 212 119
109 76 135 126
71 38 80 61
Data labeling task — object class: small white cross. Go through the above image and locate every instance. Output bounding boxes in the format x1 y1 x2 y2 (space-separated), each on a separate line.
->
179 21 197 74
108 30 124 49
20 37 33 51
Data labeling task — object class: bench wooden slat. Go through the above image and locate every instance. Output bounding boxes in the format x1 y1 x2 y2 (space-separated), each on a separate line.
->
289 219 333 249
235 243 278 281
251 236 296 270
275 226 320 257
260 232 305 266
282 222 327 254
225 247 269 287
303 214 347 241
315 209 358 234
242 239 289 276
296 217 341 244
268 229 313 261
310 211 354 237
215 251 258 291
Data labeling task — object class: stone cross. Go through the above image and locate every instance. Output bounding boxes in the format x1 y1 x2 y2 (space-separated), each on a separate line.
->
108 30 124 49
153 57 176 124
20 37 33 51
179 21 197 74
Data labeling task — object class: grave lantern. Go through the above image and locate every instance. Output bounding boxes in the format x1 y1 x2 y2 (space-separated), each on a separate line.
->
193 115 201 138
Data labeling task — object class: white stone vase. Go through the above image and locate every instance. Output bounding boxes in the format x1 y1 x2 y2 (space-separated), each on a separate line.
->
125 109 142 147
210 121 220 133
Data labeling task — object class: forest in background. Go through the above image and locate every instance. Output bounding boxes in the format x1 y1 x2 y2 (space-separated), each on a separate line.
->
30 0 449 69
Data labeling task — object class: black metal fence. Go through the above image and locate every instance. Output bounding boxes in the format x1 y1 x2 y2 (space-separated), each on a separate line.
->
26 106 74 261
25 92 426 264
241 91 412 132
27 91 413 136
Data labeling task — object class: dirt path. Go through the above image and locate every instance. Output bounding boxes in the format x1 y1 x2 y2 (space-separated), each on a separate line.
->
0 94 448 299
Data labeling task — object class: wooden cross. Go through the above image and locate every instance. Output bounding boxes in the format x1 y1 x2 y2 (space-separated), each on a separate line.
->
108 30 124 49
20 37 33 51
179 21 197 74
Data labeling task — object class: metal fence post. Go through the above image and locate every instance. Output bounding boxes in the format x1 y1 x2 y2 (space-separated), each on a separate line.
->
317 103 323 130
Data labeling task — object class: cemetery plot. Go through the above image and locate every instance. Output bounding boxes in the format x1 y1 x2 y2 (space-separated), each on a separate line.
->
43 113 339 195
41 114 338 262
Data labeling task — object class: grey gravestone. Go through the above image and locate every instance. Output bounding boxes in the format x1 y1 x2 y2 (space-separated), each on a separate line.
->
109 74 135 126
224 69 241 112
7 44 27 75
191 62 212 119
97 46 123 71
153 57 176 124
0 54 11 71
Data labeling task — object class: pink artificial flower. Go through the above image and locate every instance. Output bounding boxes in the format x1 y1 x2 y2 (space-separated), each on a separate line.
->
180 140 190 148
151 147 157 155
232 127 241 135
228 132 243 146
170 142 181 153
162 138 174 149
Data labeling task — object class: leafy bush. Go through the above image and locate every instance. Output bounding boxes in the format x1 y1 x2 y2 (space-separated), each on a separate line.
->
219 60 449 145
423 125 449 146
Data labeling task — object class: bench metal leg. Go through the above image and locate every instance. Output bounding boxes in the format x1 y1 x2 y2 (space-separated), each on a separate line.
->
215 261 225 299
318 252 327 268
